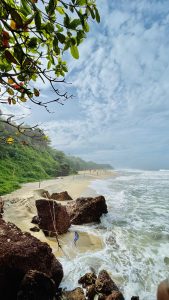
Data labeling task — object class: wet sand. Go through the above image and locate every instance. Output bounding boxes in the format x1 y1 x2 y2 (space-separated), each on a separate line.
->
2 170 116 257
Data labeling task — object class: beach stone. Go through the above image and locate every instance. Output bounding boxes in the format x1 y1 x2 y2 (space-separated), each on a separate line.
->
50 191 73 201
17 270 55 300
42 190 51 199
31 215 40 225
86 284 96 300
95 270 119 295
78 272 97 287
0 219 63 300
66 196 108 225
105 291 124 300
62 287 85 300
30 226 40 232
36 199 71 235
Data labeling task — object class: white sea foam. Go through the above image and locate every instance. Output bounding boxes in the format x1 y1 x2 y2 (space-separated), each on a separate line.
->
61 170 169 300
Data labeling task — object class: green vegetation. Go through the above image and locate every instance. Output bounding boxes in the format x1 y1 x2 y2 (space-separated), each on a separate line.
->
0 120 112 195
0 0 100 107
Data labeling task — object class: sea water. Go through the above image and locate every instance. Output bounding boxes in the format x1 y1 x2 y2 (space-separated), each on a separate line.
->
60 170 169 300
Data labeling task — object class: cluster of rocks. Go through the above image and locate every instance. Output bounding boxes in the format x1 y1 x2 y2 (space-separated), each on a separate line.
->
31 193 108 236
62 270 125 300
0 219 63 300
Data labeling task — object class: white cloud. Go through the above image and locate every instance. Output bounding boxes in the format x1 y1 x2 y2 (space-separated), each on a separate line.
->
14 0 169 169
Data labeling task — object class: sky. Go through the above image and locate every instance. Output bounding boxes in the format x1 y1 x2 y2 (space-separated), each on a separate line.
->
2 0 169 170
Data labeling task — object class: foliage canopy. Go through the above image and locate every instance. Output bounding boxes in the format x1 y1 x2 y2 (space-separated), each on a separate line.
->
0 0 100 107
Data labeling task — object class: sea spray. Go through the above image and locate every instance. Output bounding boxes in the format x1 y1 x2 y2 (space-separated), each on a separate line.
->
60 170 169 300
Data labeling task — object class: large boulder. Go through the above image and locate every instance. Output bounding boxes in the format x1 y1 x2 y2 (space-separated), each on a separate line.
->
0 219 63 300
66 196 108 225
96 270 119 295
36 199 71 235
50 191 73 201
17 270 55 300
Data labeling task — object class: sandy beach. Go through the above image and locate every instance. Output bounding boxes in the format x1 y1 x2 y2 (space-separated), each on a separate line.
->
2 170 115 258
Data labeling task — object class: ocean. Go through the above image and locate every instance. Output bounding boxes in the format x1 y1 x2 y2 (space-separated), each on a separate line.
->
60 169 169 300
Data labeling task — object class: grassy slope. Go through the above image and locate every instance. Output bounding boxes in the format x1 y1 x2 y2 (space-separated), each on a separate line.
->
0 144 72 195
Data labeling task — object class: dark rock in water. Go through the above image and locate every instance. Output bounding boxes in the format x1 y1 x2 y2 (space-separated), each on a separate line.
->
36 199 71 235
66 196 108 225
78 272 97 287
17 270 55 300
31 215 40 225
62 287 85 300
86 284 96 300
51 191 73 201
105 291 125 300
95 270 119 295
0 219 63 300
30 226 40 232
131 297 139 300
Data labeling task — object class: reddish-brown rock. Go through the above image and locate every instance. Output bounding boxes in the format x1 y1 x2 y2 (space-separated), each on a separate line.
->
17 270 55 300
42 190 51 199
0 219 63 300
78 272 97 287
105 291 124 300
50 191 73 201
36 199 71 235
95 270 119 295
66 196 108 225
62 287 85 300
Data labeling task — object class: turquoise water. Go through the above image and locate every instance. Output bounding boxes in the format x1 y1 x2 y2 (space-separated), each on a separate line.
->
60 170 169 300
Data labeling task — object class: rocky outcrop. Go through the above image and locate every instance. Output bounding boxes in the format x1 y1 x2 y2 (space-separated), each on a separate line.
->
50 191 73 201
66 196 108 225
95 270 119 295
17 270 55 300
76 270 124 300
62 287 85 300
78 272 97 287
0 219 63 300
36 199 71 235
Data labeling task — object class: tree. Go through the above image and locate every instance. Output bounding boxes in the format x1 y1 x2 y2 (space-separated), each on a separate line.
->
0 0 100 140
0 0 100 106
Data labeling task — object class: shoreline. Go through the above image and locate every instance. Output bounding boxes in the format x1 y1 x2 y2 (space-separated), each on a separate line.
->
2 170 116 257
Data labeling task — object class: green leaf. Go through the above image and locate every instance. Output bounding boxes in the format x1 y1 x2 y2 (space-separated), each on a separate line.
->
48 0 56 14
87 6 95 19
76 0 86 5
70 45 79 59
56 6 65 15
21 0 32 16
56 32 66 44
83 21 90 32
69 19 81 29
35 11 41 30
11 10 23 27
94 6 100 23
64 14 70 27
